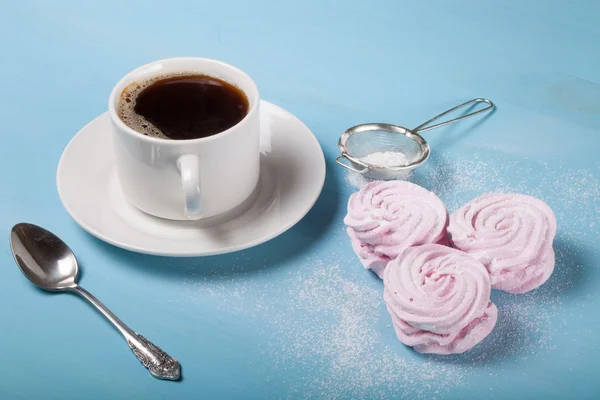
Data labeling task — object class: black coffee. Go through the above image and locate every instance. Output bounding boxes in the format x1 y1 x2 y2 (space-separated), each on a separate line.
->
118 73 248 140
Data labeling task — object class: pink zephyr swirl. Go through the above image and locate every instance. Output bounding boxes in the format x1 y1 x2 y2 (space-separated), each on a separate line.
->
347 228 391 279
344 181 449 277
448 193 557 294
383 244 497 354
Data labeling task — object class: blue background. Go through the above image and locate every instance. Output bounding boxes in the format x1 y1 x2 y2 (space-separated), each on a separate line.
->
1 1 599 399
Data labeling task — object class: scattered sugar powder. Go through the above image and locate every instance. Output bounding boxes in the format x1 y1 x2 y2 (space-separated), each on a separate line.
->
345 170 374 189
344 170 374 189
173 150 597 398
177 259 469 399
267 262 468 399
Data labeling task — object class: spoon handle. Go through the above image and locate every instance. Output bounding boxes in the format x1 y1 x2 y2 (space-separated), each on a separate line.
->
70 285 181 380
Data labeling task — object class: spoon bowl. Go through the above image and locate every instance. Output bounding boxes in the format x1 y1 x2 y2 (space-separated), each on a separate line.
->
10 223 79 290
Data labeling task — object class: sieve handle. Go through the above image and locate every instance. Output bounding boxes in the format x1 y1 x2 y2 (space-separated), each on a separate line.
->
412 98 494 134
336 154 369 174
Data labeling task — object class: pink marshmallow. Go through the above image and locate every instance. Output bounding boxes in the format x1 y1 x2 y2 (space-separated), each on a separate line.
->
384 244 498 354
448 193 557 294
345 181 449 278
347 228 390 279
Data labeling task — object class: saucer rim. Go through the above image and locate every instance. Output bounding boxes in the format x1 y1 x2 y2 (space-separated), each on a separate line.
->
56 100 326 257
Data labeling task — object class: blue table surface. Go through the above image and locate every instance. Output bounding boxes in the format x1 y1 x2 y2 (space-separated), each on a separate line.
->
1 1 599 399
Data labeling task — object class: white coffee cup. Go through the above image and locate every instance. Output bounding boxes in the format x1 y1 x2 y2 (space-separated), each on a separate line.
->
108 58 260 220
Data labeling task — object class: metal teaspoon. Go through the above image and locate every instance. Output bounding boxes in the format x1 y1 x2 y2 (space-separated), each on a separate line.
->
9 223 181 380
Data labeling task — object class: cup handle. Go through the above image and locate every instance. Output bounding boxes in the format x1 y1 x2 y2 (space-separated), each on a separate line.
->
177 154 202 219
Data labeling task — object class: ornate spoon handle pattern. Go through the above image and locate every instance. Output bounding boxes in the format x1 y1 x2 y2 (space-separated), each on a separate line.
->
70 285 181 380
128 334 181 380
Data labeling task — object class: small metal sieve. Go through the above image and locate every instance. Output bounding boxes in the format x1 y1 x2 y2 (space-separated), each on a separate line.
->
336 98 494 179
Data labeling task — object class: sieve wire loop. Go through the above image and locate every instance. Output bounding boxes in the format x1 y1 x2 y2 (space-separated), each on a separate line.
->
336 154 369 173
412 98 494 133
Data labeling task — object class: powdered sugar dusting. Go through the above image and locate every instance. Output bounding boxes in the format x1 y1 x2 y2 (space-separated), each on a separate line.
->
175 234 591 398
170 150 596 398
268 262 467 399
345 170 375 189
177 260 470 398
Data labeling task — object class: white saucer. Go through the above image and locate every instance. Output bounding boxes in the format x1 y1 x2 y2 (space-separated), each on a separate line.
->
57 101 325 256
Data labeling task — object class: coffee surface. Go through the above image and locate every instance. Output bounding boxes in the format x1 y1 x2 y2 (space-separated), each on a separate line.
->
118 73 248 140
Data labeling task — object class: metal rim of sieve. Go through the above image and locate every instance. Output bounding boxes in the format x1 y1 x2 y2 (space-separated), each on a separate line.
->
337 123 430 173
336 98 494 175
